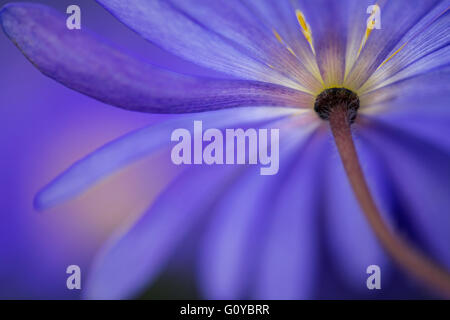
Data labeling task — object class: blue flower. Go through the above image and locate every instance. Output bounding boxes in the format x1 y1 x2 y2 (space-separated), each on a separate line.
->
1 0 449 299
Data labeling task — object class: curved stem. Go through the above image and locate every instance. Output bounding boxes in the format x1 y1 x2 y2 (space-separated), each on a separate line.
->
329 104 450 298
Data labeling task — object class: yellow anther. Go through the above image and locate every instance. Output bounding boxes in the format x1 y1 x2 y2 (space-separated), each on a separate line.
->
272 29 298 58
272 29 283 44
376 6 449 71
295 9 316 55
377 42 407 70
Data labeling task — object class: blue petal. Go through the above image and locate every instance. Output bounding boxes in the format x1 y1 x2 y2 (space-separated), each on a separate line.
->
243 0 324 88
296 0 374 86
96 0 311 90
0 3 311 113
255 131 328 299
198 117 320 299
84 165 239 299
362 2 450 93
35 107 300 210
360 119 450 269
360 67 450 151
323 132 392 291
170 0 323 93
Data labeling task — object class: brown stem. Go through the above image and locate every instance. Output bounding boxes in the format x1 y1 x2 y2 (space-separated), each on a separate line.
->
329 104 450 298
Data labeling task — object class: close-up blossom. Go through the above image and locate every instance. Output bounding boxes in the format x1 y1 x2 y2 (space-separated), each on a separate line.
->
0 0 449 300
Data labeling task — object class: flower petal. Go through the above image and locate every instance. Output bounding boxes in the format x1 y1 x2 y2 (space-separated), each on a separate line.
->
242 0 324 89
172 0 325 93
198 117 320 299
96 0 308 90
296 0 372 87
0 3 311 113
84 113 321 300
360 65 450 110
360 67 450 151
345 0 443 90
361 3 450 93
255 131 328 299
35 107 301 210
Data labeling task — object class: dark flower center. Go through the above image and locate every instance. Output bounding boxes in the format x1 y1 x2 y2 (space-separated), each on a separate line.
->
314 88 360 123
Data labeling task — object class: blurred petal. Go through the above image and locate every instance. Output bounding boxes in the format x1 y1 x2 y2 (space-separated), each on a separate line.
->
255 131 328 299
35 107 301 210
360 65 450 109
199 117 320 299
323 133 392 291
97 0 306 89
84 165 239 299
361 120 450 269
85 113 321 300
0 3 311 113
360 68 450 151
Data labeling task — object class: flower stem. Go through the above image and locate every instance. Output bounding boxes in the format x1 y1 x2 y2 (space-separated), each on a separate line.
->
329 104 450 298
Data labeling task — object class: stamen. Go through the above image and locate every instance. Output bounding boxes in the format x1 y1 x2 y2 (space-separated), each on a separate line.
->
356 4 380 59
272 28 298 58
324 100 450 298
295 9 316 55
376 6 450 71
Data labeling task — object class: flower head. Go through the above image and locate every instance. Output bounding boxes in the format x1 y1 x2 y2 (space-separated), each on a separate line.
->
1 0 449 299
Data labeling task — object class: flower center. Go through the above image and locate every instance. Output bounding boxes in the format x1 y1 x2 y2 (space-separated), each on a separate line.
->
314 88 360 123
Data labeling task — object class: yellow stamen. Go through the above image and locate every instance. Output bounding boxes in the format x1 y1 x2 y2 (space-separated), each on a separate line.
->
356 4 380 59
272 29 298 58
272 29 283 43
376 6 450 71
295 9 316 55
376 42 407 70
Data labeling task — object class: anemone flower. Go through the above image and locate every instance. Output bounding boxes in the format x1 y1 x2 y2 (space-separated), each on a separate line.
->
1 0 449 299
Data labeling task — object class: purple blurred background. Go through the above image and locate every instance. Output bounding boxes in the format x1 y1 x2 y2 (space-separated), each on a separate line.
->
0 0 219 299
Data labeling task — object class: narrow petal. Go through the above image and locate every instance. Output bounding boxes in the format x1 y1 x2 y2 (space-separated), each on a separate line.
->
198 117 320 299
35 107 301 210
323 134 392 291
0 3 311 113
255 131 328 299
361 119 450 269
96 0 307 89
